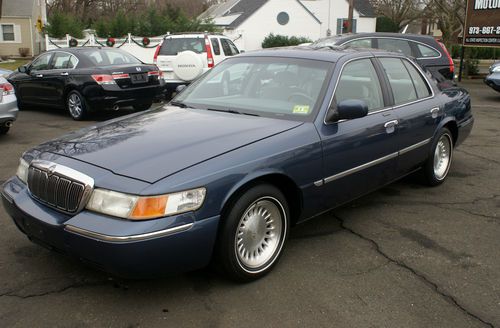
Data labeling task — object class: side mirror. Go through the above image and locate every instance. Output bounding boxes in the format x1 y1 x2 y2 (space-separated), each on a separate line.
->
176 84 187 94
18 65 28 73
326 99 368 122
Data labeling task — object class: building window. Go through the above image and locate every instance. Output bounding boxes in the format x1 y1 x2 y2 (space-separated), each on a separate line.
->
277 12 289 25
1 24 15 41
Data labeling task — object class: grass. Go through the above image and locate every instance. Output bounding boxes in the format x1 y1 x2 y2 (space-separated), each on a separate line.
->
0 59 30 72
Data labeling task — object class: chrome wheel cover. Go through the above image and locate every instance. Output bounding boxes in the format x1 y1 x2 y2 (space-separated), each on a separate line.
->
235 197 286 272
433 133 452 180
68 93 82 118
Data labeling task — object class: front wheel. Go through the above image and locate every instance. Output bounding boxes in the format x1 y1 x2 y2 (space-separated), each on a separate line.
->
66 90 88 120
216 184 289 282
423 128 453 186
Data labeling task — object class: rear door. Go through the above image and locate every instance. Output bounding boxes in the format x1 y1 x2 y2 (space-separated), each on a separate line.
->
156 36 207 81
377 56 442 175
316 57 399 209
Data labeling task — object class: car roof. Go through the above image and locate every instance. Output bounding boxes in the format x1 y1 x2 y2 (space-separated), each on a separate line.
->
316 32 440 44
237 46 404 63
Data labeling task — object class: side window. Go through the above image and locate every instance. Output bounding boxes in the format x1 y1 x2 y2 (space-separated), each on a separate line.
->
211 38 221 55
30 53 52 71
377 38 412 56
68 55 78 69
335 59 384 112
416 43 440 58
52 52 72 69
344 39 372 48
402 60 432 99
379 58 417 105
220 38 239 56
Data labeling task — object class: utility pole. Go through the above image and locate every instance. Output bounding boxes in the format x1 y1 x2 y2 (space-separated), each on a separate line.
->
347 0 354 33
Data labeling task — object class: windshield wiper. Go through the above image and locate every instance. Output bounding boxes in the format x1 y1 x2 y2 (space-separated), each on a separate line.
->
170 101 194 109
206 108 260 117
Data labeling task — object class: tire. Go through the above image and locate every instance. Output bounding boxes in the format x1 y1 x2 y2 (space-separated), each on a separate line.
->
133 102 152 111
66 90 88 120
422 128 453 186
215 184 290 282
0 126 9 135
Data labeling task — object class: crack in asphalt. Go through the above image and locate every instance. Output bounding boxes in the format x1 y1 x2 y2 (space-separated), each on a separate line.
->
0 279 113 299
334 214 495 328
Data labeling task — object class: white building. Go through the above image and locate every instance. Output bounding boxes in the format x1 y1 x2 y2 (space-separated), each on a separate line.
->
199 0 376 51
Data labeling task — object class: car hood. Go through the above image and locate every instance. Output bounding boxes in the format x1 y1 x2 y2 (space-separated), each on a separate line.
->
36 106 303 183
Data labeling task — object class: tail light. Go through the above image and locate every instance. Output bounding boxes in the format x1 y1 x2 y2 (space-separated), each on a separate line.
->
148 70 164 80
205 35 214 68
0 82 14 95
153 44 161 64
92 74 131 85
437 41 454 76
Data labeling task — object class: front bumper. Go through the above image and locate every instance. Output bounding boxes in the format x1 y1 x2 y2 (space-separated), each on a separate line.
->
484 73 500 92
0 94 19 124
1 177 219 278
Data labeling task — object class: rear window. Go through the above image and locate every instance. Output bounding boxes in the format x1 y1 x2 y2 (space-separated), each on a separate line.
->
160 38 206 56
416 43 440 58
82 49 141 66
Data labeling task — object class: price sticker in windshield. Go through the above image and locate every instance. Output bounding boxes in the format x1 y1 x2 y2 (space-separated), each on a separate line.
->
293 105 310 114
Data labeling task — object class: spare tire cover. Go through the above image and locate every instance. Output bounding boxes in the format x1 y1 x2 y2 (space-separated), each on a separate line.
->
172 51 204 81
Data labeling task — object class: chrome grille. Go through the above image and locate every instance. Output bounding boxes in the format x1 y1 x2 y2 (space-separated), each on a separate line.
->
27 161 94 214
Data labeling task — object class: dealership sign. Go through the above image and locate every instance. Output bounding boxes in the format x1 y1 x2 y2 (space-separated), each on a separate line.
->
463 0 500 46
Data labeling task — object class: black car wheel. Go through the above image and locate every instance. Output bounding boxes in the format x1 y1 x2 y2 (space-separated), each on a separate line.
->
0 126 10 135
133 102 153 111
423 128 453 186
216 184 289 282
67 90 87 120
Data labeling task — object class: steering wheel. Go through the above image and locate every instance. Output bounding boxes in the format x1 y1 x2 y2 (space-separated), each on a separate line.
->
288 92 313 104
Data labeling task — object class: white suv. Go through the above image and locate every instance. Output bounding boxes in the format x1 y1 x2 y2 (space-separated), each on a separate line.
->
154 33 240 98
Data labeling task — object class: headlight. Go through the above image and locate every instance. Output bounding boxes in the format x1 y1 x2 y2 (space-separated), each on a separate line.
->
16 158 29 184
86 187 206 220
492 65 500 73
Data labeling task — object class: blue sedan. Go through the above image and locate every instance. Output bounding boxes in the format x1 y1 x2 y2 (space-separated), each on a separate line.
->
484 61 500 92
1 47 473 281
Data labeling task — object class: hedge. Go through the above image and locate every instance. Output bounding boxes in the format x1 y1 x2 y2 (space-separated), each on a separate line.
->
262 33 312 48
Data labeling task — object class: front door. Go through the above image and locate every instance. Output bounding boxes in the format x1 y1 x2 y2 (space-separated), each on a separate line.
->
20 52 54 104
316 58 399 209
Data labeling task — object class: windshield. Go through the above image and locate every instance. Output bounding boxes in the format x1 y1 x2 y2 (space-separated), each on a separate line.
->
82 49 142 66
174 56 333 121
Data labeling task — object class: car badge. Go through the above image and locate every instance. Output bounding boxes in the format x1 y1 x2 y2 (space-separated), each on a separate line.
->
136 67 142 72
47 165 57 176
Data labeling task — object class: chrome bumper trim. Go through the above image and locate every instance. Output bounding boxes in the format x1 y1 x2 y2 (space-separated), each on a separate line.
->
65 222 194 242
398 138 431 155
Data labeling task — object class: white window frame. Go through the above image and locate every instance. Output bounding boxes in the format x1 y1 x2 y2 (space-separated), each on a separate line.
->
0 24 21 43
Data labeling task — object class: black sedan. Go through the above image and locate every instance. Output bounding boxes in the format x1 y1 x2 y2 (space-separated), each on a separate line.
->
8 47 166 120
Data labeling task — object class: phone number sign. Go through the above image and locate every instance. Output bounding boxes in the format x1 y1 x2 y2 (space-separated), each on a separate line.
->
464 0 500 47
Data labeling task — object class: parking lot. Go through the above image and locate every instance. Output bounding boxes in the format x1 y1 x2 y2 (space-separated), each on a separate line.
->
0 80 498 327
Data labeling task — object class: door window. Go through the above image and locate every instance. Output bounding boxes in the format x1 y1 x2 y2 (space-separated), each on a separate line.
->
344 39 372 48
31 53 53 71
379 58 417 105
211 38 221 55
377 38 412 56
68 55 78 69
402 60 432 98
335 59 384 112
52 52 73 69
220 38 239 56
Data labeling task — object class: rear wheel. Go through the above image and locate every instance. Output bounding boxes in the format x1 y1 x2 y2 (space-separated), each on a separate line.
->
423 128 453 186
0 126 10 135
216 184 289 282
67 90 88 120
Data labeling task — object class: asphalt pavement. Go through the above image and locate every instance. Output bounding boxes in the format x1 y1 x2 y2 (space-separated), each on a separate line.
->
0 80 498 327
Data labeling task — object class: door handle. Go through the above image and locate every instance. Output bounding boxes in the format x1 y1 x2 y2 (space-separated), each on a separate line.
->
430 107 440 118
60 72 69 76
35 74 43 78
384 120 399 134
